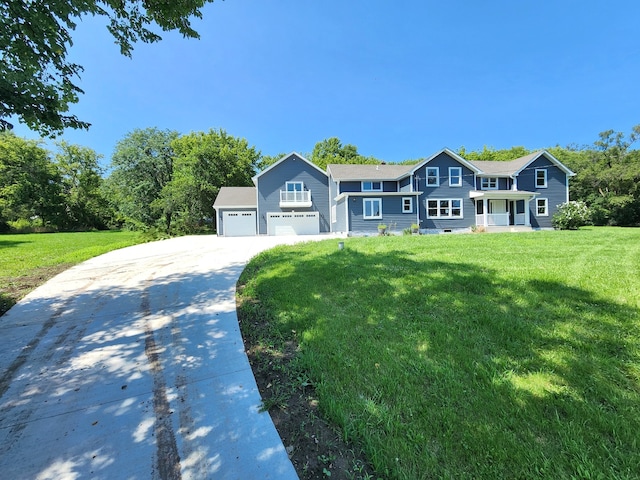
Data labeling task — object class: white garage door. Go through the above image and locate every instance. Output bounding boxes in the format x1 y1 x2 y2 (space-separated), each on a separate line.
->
223 211 256 236
267 212 320 236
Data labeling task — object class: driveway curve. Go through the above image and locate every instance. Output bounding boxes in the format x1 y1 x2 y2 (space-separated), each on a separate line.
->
0 235 337 479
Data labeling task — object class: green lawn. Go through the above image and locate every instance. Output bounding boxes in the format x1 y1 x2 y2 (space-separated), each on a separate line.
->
238 228 640 479
0 231 142 315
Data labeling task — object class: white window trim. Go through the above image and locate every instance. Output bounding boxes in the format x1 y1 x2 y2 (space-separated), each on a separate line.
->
286 181 304 191
363 198 382 219
362 181 382 192
426 167 439 187
535 169 548 188
426 199 463 219
402 197 414 214
481 177 498 190
536 198 548 216
449 167 462 187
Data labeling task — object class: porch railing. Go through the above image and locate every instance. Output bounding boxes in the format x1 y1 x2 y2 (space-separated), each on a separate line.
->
476 213 528 226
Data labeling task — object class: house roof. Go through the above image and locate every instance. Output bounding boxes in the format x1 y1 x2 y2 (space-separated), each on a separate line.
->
326 163 414 181
470 150 576 177
213 187 257 208
252 152 327 185
409 148 483 175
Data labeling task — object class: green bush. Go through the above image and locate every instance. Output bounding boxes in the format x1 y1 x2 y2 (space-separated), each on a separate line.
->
552 201 591 230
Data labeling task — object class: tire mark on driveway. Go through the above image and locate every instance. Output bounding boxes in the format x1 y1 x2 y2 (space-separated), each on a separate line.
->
142 281 182 480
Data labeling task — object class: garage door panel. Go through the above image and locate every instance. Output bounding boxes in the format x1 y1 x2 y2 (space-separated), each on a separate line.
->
223 211 256 236
267 212 319 236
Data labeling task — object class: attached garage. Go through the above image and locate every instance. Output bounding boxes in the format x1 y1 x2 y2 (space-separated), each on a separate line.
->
222 211 256 237
213 187 258 237
267 212 319 236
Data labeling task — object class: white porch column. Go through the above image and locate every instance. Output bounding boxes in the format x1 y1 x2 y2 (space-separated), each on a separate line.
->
483 198 488 226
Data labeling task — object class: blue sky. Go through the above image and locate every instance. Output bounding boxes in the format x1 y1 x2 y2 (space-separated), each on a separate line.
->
11 1 640 165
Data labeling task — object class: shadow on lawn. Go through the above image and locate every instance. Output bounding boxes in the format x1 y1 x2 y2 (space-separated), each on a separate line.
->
243 244 640 478
0 239 32 249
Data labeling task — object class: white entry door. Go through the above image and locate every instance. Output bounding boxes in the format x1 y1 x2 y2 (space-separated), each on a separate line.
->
222 211 256 236
267 212 320 235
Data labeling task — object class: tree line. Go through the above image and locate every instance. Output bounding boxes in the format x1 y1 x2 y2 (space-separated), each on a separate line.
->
1 125 638 234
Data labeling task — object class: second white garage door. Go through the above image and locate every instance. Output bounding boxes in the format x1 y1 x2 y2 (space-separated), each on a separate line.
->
267 212 320 235
223 211 256 236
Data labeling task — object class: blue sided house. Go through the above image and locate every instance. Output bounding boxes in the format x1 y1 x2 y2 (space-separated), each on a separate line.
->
213 149 575 236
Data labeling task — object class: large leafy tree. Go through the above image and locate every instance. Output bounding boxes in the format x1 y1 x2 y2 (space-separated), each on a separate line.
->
310 137 380 170
107 127 179 229
0 133 63 227
166 129 259 233
0 0 215 136
572 126 640 226
54 140 109 229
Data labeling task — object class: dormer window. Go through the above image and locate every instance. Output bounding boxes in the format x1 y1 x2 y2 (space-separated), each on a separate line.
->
481 177 498 190
362 181 382 192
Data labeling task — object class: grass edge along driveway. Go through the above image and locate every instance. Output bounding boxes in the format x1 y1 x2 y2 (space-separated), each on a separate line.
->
238 227 640 479
0 231 142 316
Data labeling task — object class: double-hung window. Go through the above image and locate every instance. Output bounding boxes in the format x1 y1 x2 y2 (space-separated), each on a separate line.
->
481 177 498 190
449 167 462 187
426 199 463 218
535 169 547 188
426 167 439 187
363 198 382 219
402 197 413 213
536 198 548 216
362 181 382 192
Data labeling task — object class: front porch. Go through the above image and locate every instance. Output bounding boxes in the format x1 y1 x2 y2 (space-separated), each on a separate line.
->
470 190 537 228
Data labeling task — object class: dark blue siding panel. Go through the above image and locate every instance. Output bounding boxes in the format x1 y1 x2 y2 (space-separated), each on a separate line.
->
517 156 568 228
383 181 397 192
416 152 476 230
348 196 418 234
256 155 330 234
400 177 412 192
340 181 360 193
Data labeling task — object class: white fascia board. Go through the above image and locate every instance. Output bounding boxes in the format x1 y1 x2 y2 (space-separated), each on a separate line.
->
334 191 423 202
213 204 257 209
512 151 576 177
254 151 327 180
469 190 538 199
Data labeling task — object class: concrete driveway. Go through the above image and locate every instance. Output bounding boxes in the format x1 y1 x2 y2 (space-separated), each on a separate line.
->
0 235 336 479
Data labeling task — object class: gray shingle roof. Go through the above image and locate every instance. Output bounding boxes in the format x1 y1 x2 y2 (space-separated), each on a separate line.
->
327 163 414 181
213 187 257 208
470 151 545 176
